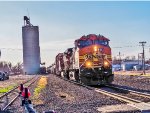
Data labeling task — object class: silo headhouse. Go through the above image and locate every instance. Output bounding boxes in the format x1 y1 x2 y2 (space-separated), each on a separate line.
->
22 16 41 75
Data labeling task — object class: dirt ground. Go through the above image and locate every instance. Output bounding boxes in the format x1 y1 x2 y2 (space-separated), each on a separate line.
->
114 70 150 76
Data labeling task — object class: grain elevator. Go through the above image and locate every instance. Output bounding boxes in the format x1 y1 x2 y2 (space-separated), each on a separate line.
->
22 16 40 75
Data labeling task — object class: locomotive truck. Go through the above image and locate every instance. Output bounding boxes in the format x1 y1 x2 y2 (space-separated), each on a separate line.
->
53 34 114 85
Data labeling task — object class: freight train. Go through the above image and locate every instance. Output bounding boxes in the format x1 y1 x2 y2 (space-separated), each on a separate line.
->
51 34 114 85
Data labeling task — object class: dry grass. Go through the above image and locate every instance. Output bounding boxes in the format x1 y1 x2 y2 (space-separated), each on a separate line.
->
0 85 16 93
32 76 48 104
114 71 150 76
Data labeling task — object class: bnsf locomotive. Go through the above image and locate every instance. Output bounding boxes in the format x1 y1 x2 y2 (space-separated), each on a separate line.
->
51 34 114 85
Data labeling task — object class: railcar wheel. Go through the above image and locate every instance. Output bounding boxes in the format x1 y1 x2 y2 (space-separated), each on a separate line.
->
64 70 70 80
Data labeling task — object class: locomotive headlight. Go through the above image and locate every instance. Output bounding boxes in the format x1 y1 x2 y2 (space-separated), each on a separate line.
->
85 61 92 68
94 46 98 52
104 61 109 67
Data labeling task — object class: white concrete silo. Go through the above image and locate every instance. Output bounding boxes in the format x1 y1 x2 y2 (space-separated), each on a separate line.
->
22 16 40 75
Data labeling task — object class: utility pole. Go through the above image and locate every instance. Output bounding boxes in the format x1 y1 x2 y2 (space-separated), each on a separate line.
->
149 48 150 60
0 49 1 62
149 48 150 62
139 41 146 75
0 50 1 58
118 52 122 70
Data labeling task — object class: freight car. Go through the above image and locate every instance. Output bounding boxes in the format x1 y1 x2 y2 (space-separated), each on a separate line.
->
53 34 114 85
39 66 47 74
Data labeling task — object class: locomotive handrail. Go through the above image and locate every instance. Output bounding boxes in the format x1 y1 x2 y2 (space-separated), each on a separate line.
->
79 57 89 69
78 57 89 80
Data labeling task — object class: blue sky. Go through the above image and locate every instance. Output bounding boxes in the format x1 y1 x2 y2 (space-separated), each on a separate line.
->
0 1 150 66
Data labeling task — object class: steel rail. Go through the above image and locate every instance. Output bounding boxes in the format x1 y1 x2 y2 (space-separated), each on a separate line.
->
95 88 150 111
1 76 40 111
95 88 142 103
105 84 150 99
0 76 36 100
2 95 19 111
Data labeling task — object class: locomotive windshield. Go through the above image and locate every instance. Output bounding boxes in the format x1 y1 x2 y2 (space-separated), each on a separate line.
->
94 40 109 46
78 40 92 48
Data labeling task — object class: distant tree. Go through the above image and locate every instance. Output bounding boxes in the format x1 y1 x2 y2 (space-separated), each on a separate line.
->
16 62 22 73
0 62 3 68
0 61 12 72
8 62 12 70
146 59 150 64
112 56 121 65
3 62 8 69
113 56 117 61
11 62 23 74
131 56 136 60
125 56 130 60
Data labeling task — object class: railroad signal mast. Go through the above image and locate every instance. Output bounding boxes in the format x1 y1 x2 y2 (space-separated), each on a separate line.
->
117 52 124 70
138 53 143 65
139 41 146 75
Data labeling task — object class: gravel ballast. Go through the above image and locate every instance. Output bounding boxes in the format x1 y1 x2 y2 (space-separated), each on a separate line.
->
3 74 147 113
34 74 125 113
113 74 150 93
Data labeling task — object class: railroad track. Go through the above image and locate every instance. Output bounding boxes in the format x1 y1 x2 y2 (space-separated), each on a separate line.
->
55 75 150 112
95 86 150 112
105 84 150 101
0 76 39 112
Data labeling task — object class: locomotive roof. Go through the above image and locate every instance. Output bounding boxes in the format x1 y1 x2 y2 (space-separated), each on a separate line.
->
75 34 110 42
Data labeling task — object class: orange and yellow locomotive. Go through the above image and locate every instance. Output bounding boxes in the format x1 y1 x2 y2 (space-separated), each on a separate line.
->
54 34 114 85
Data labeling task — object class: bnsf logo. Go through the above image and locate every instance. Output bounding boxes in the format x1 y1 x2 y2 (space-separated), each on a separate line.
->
84 54 106 59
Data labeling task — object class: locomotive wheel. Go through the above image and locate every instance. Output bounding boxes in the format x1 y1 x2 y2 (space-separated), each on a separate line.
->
105 75 114 84
80 76 91 85
74 71 80 82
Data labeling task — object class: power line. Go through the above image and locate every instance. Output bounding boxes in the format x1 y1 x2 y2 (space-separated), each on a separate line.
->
0 48 22 51
0 44 150 51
